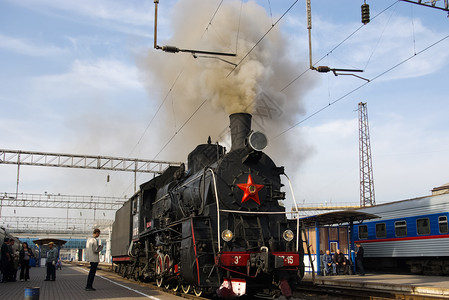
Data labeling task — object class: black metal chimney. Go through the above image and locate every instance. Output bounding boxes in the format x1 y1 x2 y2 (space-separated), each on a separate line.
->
229 113 252 152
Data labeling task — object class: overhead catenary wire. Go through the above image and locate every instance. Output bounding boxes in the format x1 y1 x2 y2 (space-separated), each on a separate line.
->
121 1 231 197
152 98 209 160
127 0 228 160
267 0 274 26
126 68 186 159
410 3 417 55
274 33 449 139
137 0 402 169
205 0 224 33
226 0 299 78
127 0 445 198
133 0 301 166
281 1 400 92
363 3 398 71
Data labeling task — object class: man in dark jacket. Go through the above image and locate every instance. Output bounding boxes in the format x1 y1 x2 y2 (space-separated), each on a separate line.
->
1 238 11 283
333 249 349 275
355 242 365 276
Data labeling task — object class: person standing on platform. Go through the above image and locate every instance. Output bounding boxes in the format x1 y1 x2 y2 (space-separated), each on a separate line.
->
7 238 16 281
85 228 103 291
355 242 365 276
1 238 11 283
45 242 58 281
11 240 19 282
19 242 34 281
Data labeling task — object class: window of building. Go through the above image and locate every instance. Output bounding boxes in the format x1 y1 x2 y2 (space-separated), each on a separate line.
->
358 225 368 239
339 227 348 254
439 216 448 234
375 223 387 238
330 242 338 254
395 220 407 237
416 218 430 235
329 227 338 240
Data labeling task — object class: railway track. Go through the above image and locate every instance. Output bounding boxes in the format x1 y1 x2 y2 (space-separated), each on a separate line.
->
72 262 449 300
294 281 449 300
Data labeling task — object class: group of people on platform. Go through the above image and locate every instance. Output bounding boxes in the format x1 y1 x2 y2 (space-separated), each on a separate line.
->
1 238 63 283
1 238 34 282
322 243 365 276
2 228 102 289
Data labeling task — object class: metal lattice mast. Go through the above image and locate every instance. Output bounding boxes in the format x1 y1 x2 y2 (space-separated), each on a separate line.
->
358 102 375 207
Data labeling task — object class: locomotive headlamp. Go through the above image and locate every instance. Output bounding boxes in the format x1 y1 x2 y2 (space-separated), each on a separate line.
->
248 131 268 151
283 230 294 242
221 229 234 242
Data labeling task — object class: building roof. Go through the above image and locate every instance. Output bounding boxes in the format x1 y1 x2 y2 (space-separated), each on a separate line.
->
299 210 379 227
432 182 449 195
32 238 67 246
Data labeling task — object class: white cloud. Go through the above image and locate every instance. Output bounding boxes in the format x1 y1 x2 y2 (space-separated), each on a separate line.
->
8 0 156 26
0 34 68 57
33 59 143 92
309 118 358 137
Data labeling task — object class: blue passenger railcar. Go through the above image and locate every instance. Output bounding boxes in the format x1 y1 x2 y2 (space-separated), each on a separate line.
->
353 192 449 275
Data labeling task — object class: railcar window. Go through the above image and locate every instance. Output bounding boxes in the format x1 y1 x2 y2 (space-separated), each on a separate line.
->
375 223 386 238
416 218 430 235
132 198 137 214
439 216 448 234
395 220 407 237
358 225 368 239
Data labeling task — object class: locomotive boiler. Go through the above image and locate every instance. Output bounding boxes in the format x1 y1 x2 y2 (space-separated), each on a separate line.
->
111 113 304 298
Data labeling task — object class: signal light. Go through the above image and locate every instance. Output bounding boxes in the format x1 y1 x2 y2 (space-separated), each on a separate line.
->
361 3 370 25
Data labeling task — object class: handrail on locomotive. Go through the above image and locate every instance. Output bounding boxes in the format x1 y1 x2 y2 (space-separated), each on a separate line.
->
210 166 302 253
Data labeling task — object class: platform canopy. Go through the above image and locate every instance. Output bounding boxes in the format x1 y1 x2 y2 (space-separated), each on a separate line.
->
33 238 67 247
299 210 379 227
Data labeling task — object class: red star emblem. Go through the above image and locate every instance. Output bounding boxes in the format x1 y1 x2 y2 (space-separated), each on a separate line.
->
237 174 264 205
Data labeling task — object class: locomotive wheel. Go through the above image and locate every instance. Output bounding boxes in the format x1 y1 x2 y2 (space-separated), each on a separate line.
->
133 268 140 281
162 255 171 289
121 264 127 278
125 265 131 279
164 254 171 271
172 282 179 292
156 257 163 287
193 286 202 297
181 284 190 294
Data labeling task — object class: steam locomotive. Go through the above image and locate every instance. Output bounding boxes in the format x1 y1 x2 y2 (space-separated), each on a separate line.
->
111 113 304 298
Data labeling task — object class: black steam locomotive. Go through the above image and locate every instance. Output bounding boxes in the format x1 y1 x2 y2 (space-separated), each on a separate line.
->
111 113 304 298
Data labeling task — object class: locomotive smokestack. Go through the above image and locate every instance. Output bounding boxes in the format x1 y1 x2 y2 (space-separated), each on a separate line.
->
229 113 252 152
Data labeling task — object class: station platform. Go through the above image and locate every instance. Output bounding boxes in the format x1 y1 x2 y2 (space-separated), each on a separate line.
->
303 272 449 299
0 263 181 300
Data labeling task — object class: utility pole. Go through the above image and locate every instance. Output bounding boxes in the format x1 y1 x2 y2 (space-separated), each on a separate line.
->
358 102 375 207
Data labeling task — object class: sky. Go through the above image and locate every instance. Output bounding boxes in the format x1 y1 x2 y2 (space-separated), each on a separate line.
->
1 0 449 225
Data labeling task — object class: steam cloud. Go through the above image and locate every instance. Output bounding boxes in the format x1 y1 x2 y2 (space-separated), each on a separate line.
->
137 0 315 167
